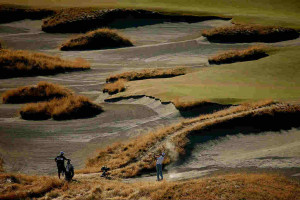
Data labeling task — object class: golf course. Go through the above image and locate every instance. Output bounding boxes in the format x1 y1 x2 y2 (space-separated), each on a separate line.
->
0 0 299 199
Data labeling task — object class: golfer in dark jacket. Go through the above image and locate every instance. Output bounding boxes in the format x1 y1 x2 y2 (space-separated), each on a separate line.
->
55 151 68 179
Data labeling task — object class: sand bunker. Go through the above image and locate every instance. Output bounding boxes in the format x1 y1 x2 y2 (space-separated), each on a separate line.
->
177 128 300 170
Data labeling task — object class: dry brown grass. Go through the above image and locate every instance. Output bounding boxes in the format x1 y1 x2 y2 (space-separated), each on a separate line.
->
1 82 72 104
106 67 186 83
83 101 300 177
103 79 126 95
60 28 133 51
208 46 268 64
0 49 90 78
3 172 297 200
0 173 62 200
42 8 205 33
202 24 299 43
20 95 103 120
0 4 55 24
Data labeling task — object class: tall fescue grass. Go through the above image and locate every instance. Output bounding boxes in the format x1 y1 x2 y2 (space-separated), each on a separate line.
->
103 79 126 95
0 4 55 24
202 25 299 43
1 82 72 104
0 173 62 200
60 28 133 51
209 46 268 64
42 8 206 33
83 101 300 177
20 95 103 120
106 67 186 83
2 172 297 200
0 49 90 78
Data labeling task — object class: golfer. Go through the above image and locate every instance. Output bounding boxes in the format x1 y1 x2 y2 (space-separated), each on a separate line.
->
155 152 165 181
54 151 69 179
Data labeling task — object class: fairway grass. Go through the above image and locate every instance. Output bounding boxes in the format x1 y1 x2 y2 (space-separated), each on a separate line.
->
108 46 300 105
5 0 300 29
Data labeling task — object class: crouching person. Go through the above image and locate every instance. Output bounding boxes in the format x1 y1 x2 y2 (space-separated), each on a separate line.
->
65 160 74 182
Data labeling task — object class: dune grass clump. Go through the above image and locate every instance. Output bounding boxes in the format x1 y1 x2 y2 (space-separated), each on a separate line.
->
202 25 299 43
60 28 133 51
0 173 62 200
20 95 103 120
0 49 90 78
1 82 72 104
103 79 126 95
0 4 55 24
42 8 206 33
106 67 186 83
208 46 268 64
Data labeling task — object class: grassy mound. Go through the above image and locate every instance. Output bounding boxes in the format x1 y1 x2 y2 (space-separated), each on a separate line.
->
1 82 72 104
0 173 62 200
103 80 126 95
42 8 210 33
20 95 103 120
202 25 299 43
106 67 186 83
0 4 55 24
83 102 300 177
60 28 133 51
209 46 268 64
0 49 90 78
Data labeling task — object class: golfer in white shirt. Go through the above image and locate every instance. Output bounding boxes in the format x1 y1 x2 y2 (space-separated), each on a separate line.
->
155 152 165 181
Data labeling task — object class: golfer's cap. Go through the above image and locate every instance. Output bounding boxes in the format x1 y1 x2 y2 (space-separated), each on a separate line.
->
60 151 64 155
162 152 165 156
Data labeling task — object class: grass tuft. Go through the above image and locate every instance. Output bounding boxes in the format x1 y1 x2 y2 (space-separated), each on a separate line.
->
208 46 268 64
106 67 186 83
0 49 90 78
103 79 126 95
1 81 72 104
202 25 299 43
60 28 133 51
20 95 103 120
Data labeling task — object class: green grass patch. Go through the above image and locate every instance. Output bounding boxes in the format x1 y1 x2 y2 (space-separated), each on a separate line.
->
6 0 300 29
109 46 300 105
